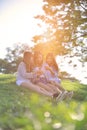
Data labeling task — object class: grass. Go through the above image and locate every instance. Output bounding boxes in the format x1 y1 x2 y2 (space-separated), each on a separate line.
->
0 74 87 130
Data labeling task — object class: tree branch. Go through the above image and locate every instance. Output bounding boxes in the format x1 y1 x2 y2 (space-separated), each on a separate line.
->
71 33 87 41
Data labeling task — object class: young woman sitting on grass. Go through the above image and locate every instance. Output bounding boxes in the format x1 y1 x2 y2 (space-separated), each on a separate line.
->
16 51 59 99
43 52 73 100
32 51 62 97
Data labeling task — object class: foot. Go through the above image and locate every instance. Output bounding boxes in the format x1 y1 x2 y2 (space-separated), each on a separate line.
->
52 92 61 105
65 91 73 100
68 91 73 99
52 92 59 99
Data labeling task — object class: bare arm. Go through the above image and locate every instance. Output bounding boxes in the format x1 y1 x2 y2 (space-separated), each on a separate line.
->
45 66 55 75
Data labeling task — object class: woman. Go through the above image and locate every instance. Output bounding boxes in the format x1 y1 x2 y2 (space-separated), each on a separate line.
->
44 52 73 100
44 53 62 87
45 53 61 84
16 51 58 98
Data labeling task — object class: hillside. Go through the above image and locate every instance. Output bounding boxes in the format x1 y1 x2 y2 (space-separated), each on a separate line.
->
0 74 87 130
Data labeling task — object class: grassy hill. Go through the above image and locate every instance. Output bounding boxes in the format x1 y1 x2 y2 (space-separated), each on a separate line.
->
0 74 87 130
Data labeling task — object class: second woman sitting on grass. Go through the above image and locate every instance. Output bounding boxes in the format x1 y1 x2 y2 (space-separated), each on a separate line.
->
44 52 73 100
29 51 62 100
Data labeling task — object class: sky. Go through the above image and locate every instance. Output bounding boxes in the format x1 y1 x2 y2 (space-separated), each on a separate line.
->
0 0 44 58
56 56 87 85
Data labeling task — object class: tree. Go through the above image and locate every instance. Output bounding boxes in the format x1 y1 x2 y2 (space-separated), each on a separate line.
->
32 0 87 61
1 43 32 73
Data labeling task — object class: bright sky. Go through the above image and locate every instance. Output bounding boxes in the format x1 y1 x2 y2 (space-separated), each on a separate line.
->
56 56 87 85
0 0 44 58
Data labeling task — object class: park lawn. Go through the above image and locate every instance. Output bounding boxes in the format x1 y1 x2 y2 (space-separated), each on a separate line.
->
0 74 87 130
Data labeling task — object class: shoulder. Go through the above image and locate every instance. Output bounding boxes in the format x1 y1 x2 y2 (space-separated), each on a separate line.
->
18 62 25 68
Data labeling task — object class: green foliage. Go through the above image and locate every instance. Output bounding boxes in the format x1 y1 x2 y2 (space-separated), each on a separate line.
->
0 74 87 130
0 43 33 74
33 42 68 59
33 0 87 61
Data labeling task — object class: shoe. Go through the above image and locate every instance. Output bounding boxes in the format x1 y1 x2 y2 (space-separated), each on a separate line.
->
56 91 67 102
68 91 73 99
52 92 62 105
65 91 73 100
56 93 62 102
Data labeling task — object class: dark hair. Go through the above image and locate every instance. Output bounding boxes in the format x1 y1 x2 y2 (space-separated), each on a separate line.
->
46 53 59 71
23 51 32 72
23 51 32 59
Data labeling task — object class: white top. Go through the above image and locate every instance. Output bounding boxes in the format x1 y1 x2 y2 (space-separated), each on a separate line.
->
43 63 61 83
16 62 33 86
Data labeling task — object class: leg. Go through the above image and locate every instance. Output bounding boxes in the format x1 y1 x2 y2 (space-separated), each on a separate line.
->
36 82 56 93
50 81 65 92
47 82 69 101
47 83 62 94
21 81 53 97
37 82 64 100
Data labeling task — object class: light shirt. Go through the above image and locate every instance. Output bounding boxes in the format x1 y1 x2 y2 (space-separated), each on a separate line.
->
16 61 33 86
43 63 61 83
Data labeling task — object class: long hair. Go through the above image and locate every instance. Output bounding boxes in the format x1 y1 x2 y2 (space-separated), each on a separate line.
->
23 51 32 72
46 53 59 71
34 51 43 67
23 51 32 62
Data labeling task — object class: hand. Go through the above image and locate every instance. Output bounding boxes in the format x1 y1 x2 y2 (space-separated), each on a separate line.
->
45 66 51 70
45 66 54 75
37 70 43 76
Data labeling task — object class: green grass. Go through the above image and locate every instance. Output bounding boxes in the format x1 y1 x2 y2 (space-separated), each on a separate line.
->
0 74 87 130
